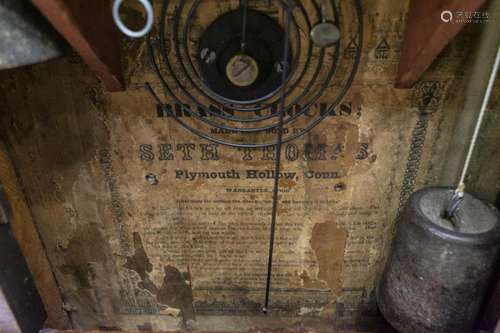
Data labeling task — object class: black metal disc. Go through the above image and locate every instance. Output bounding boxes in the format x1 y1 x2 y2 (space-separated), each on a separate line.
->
198 9 291 103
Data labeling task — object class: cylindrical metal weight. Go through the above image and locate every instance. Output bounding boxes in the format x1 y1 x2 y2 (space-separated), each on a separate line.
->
378 187 500 333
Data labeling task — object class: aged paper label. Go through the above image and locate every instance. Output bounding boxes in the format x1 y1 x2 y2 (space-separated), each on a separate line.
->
0 0 486 331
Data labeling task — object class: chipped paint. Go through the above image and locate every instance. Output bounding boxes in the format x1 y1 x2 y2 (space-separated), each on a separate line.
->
123 233 194 322
124 233 157 294
157 266 195 322
310 221 348 296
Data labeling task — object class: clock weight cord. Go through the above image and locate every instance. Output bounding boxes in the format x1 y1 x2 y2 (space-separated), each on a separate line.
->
445 46 500 221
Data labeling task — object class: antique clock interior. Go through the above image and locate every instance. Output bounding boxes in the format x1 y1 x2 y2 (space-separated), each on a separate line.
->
142 0 362 312
0 0 499 332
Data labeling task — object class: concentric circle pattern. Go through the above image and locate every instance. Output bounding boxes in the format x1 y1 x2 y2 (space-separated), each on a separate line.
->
147 0 363 148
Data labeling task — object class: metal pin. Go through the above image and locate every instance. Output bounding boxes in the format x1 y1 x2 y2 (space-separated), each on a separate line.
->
146 173 159 185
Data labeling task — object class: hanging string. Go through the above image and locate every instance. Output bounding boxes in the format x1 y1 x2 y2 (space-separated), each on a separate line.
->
446 46 500 218
263 1 292 315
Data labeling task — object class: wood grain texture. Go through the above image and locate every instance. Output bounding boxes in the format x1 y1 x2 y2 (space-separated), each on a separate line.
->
30 0 124 91
396 0 488 88
0 141 70 329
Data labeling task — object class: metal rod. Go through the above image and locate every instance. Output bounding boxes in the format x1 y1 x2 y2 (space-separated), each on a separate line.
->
321 1 326 22
263 1 291 315
456 46 500 194
241 0 248 52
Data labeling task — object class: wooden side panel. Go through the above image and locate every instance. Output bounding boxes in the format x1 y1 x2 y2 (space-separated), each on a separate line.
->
396 0 488 88
31 0 124 92
0 142 70 328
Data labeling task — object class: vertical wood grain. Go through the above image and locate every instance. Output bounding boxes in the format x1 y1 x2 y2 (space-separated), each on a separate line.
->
0 141 70 329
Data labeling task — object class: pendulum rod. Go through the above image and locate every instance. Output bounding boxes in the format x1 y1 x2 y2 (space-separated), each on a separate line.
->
446 46 500 218
263 1 292 314
240 0 249 52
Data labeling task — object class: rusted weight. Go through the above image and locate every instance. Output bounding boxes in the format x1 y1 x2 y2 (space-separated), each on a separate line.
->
378 187 500 333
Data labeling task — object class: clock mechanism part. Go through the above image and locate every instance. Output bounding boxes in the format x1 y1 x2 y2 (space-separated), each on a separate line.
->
113 0 154 38
310 3 340 48
116 0 363 314
142 0 362 148
311 22 340 48
197 8 292 102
